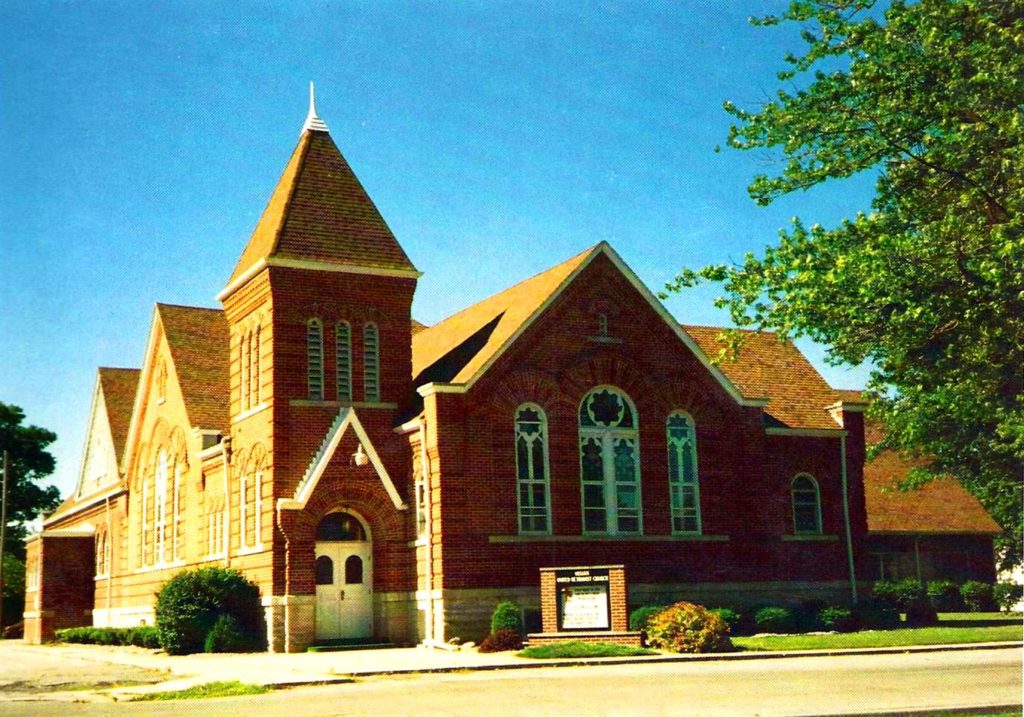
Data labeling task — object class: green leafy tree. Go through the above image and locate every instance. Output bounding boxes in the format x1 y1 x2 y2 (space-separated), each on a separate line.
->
0 402 61 558
668 1 1023 567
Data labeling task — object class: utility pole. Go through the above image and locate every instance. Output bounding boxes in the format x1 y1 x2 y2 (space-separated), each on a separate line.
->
0 451 9 635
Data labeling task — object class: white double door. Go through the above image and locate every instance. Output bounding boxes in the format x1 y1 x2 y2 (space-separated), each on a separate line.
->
314 541 373 640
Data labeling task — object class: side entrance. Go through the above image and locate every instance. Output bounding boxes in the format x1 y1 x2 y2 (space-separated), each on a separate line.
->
314 511 373 641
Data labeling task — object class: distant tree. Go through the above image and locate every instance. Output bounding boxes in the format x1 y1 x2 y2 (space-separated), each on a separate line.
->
667 1 1023 567
0 402 61 559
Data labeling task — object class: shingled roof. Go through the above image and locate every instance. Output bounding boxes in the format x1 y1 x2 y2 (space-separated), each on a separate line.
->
683 326 840 430
412 245 595 385
157 304 230 432
225 128 417 290
98 367 140 462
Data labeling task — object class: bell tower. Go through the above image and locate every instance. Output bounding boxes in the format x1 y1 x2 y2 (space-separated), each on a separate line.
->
218 84 419 499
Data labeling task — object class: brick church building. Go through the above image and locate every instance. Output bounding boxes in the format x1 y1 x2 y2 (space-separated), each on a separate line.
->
24 93 999 651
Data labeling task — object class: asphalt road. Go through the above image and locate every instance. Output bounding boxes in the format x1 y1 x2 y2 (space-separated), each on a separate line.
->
2 646 1020 716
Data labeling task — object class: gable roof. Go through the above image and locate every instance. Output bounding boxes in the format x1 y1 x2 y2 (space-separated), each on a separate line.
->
683 326 840 430
412 245 594 385
157 304 231 432
98 367 140 461
223 128 417 296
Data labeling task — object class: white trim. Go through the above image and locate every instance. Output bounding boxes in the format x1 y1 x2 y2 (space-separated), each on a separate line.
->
73 375 118 501
217 258 269 302
826 400 868 413
266 256 421 278
394 416 425 434
791 473 823 535
232 402 270 424
43 485 125 527
277 407 407 511
416 382 467 397
120 306 162 478
766 427 847 437
289 399 398 409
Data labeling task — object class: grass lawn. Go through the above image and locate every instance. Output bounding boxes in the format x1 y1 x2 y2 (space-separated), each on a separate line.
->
130 681 270 701
733 622 1022 652
519 641 658 659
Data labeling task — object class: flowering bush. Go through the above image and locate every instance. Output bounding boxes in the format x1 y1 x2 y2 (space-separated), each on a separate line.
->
478 628 523 653
644 601 732 653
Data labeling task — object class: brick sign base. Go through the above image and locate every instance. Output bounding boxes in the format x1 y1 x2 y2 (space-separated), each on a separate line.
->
528 564 642 648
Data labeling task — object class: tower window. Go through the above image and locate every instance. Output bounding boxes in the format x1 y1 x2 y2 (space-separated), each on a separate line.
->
336 321 352 402
363 323 380 402
307 319 324 401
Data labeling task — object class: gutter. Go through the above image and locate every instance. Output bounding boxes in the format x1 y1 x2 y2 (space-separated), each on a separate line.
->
221 437 232 567
419 418 436 646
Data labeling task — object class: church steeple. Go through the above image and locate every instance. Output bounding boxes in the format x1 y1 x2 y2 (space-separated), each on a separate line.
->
219 86 418 302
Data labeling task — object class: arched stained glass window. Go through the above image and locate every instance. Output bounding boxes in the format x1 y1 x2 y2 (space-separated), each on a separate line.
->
667 412 701 534
792 474 822 534
579 387 641 535
515 404 550 534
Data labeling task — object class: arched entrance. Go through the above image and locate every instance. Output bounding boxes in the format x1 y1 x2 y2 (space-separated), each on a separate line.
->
314 511 373 640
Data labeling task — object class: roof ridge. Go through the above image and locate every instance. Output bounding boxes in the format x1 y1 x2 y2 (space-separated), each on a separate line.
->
156 302 223 313
681 323 777 335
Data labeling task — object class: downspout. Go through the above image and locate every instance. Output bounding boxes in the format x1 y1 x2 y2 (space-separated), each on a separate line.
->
221 437 232 567
419 419 434 645
275 503 292 653
105 496 113 622
840 433 858 604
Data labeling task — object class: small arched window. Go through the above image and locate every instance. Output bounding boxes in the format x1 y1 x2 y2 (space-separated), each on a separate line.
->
336 321 352 402
345 555 364 584
515 404 550 534
315 555 334 585
667 411 701 534
791 474 822 534
579 386 641 535
307 319 324 400
363 323 380 402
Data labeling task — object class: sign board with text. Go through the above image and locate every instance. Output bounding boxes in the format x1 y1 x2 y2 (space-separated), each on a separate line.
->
555 567 610 631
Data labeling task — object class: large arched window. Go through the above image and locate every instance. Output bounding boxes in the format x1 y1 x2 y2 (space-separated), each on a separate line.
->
307 318 324 400
363 323 380 402
579 386 641 535
336 321 352 402
515 403 550 534
239 449 264 552
791 474 822 534
154 450 168 564
667 411 701 534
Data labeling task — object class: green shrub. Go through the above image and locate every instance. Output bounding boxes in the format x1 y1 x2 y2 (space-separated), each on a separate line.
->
818 607 858 633
926 580 963 612
644 601 732 653
629 605 667 632
993 582 1023 612
55 625 161 648
905 594 939 627
872 578 925 611
707 608 742 633
478 628 523 653
126 626 161 648
853 599 901 629
154 567 265 655
960 581 995 612
793 600 827 632
203 614 259 653
754 606 795 634
490 600 523 634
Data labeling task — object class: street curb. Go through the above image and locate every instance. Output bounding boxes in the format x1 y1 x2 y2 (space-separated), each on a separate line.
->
325 641 1024 680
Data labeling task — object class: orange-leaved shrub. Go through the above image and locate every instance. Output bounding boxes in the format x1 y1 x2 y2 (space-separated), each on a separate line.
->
644 601 732 654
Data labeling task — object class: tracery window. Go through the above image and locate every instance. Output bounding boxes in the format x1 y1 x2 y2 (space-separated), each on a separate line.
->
667 411 701 534
579 386 641 535
515 404 550 534
363 323 380 402
791 474 822 534
307 319 324 400
239 448 264 551
336 321 352 402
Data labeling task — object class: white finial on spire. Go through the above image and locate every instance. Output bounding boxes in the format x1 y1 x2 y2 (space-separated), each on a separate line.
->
303 81 330 133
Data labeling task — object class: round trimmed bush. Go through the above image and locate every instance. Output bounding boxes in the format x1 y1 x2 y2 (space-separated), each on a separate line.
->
960 581 995 612
490 600 523 634
754 606 795 634
926 580 962 612
629 605 667 633
154 567 265 655
644 601 732 653
478 628 523 653
817 606 858 633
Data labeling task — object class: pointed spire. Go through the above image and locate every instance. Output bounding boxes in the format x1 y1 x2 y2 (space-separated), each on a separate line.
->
303 82 330 133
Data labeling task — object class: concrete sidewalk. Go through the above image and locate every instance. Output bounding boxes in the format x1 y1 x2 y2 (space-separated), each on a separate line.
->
3 639 1021 702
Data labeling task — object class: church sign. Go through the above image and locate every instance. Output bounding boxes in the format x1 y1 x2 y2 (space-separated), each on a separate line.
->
555 567 610 631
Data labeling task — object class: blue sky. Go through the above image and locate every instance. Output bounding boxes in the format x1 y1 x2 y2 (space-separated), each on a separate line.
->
0 1 874 498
